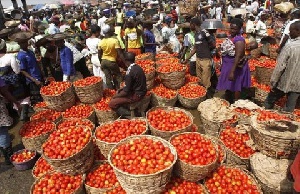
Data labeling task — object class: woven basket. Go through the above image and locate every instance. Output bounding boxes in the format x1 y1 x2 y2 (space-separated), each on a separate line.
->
56 118 95 131
33 106 48 112
157 66 186 90
30 111 62 124
145 70 155 81
146 106 193 140
108 135 177 194
170 132 219 182
74 79 103 104
136 53 155 61
208 136 227 164
94 118 148 159
63 110 96 124
200 115 237 137
251 47 262 59
43 128 94 175
146 79 155 90
94 108 118 125
151 92 178 107
178 93 206 109
255 66 273 85
250 115 300 159
41 85 76 112
30 172 85 194
32 156 52 180
84 161 117 194
20 121 56 154
269 47 278 59
254 87 269 103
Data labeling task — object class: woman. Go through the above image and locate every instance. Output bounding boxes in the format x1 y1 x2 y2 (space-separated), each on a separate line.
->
255 13 268 43
216 18 251 103
162 16 181 53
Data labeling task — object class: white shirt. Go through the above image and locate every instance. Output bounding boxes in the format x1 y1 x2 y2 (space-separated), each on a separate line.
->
60 24 70 33
48 23 60 35
216 7 222 20
255 20 267 39
280 19 300 45
86 37 101 54
251 1 259 13
0 54 20 74
227 5 233 14
209 7 216 18
98 16 108 35
246 20 255 34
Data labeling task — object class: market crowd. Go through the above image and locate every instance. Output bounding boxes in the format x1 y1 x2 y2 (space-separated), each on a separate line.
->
0 0 300 192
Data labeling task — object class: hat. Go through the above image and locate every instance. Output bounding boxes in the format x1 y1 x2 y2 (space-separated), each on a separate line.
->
4 20 20 28
9 31 35 42
102 24 111 34
46 33 66 41
0 39 5 50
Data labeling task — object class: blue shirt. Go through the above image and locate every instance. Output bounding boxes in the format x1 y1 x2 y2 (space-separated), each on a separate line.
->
17 49 42 84
144 29 156 53
60 46 75 76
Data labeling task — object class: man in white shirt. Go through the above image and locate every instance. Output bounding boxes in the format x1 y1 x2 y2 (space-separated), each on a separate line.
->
255 13 268 43
98 13 108 36
59 20 70 33
251 0 259 14
209 5 216 19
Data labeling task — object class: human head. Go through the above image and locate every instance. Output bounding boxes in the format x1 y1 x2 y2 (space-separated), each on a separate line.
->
190 17 201 30
51 16 60 26
230 18 243 36
17 40 29 50
0 39 6 53
143 22 153 30
124 52 135 65
291 9 300 20
289 21 300 39
102 24 113 36
90 24 100 36
127 18 135 28
246 41 258 50
260 13 268 21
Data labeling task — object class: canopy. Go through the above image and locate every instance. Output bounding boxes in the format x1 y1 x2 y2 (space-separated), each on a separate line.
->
60 0 75 5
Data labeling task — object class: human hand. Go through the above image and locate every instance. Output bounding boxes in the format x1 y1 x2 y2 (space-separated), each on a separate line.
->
34 80 42 86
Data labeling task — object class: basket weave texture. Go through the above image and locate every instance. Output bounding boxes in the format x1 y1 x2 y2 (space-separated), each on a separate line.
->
74 79 103 104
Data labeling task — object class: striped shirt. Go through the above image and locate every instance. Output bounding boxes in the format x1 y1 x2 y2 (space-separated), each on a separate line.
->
271 37 300 93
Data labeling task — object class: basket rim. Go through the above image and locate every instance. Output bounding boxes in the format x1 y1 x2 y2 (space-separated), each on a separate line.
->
94 118 149 144
108 135 178 178
169 132 219 167
62 105 94 119
32 156 49 179
40 83 73 97
20 120 56 139
73 77 103 88
30 110 62 122
156 64 187 74
42 126 93 162
146 106 194 133
56 118 95 130
151 90 178 100
10 149 37 164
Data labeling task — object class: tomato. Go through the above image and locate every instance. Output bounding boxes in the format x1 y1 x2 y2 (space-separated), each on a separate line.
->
163 178 206 194
40 81 71 96
31 109 61 122
157 63 185 73
20 120 55 138
33 157 53 178
151 84 177 99
63 104 93 119
73 76 102 87
11 149 35 163
178 83 206 98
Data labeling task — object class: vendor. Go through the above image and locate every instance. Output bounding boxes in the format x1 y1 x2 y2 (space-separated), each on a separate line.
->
255 13 268 43
109 52 146 117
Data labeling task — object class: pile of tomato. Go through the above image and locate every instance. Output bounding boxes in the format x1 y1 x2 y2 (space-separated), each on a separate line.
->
57 119 94 130
147 108 191 131
135 53 153 60
233 108 251 116
256 59 276 69
171 133 217 165
43 126 91 159
110 137 175 174
105 186 126 194
157 63 185 73
63 104 93 119
34 101 47 109
11 149 35 163
94 97 112 111
251 77 271 92
73 76 102 87
135 59 155 68
163 178 206 194
103 89 116 98
33 157 53 178
151 84 177 99
185 74 200 83
31 109 61 122
178 83 206 98
20 120 55 138
220 126 256 158
257 110 291 121
95 119 147 143
156 58 179 67
40 81 71 96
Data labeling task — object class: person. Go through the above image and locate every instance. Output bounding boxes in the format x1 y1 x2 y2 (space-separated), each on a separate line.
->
291 150 300 194
171 6 178 23
86 25 106 82
264 21 300 112
255 13 268 43
18 19 30 32
250 0 259 14
278 9 300 53
116 8 124 26
183 17 216 89
209 4 216 19
124 18 143 56
48 16 60 35
143 22 158 53
80 18 87 31
59 19 70 33
98 24 125 89
51 33 75 82
216 18 251 103
161 16 181 53
109 52 146 117
0 77 22 165
216 4 222 20
246 14 256 41
98 13 108 36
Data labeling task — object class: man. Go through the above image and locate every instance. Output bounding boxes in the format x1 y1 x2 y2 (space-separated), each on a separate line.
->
143 21 158 54
109 52 147 116
264 21 300 112
48 16 60 35
183 17 216 89
209 4 216 19
98 24 125 89
98 12 109 36
255 13 268 43
124 18 143 55
116 8 124 26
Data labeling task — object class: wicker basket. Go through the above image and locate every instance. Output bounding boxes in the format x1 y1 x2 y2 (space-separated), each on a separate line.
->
178 93 206 109
269 47 278 59
250 115 300 159
151 92 178 107
20 121 56 154
146 106 193 140
41 85 76 112
146 79 155 90
208 136 227 164
94 118 148 159
74 79 103 104
30 111 62 124
251 47 262 59
63 110 96 124
145 70 155 81
170 132 219 182
94 108 118 125
254 87 269 103
157 66 186 90
32 156 51 180
136 53 155 61
30 172 85 194
200 115 237 137
43 128 94 175
56 118 95 131
33 106 48 112
255 66 274 85
108 135 177 194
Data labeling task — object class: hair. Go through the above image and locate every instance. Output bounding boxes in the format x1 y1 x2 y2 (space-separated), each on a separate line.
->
230 18 243 29
292 10 300 19
190 17 201 27
125 52 136 63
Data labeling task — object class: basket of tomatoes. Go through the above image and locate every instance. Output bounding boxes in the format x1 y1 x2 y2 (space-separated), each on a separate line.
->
108 135 177 194
178 83 207 109
233 107 254 125
157 63 186 90
33 101 48 112
30 109 62 124
42 126 94 175
20 120 56 153
135 52 155 61
30 171 85 194
94 118 148 159
10 149 38 171
170 132 219 182
250 46 262 59
73 76 103 104
219 125 256 169
151 84 178 107
146 106 193 140
32 156 53 180
93 97 118 125
208 136 227 164
136 61 156 90
250 110 300 159
255 59 276 85
57 118 95 132
163 178 209 194
62 104 96 124
40 81 75 112
85 162 120 194
155 58 179 68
